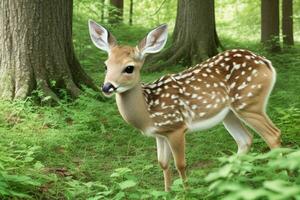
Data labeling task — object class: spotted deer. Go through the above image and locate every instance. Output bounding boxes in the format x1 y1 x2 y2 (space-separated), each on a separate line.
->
88 20 281 191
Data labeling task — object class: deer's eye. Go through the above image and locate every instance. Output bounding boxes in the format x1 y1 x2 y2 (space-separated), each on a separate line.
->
123 65 134 74
104 65 107 71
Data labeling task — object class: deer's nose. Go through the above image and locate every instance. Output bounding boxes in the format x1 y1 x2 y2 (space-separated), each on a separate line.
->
102 82 116 94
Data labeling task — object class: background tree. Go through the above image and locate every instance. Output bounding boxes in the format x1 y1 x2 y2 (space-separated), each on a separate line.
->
0 0 97 101
109 0 124 24
148 0 221 71
261 0 280 52
282 0 294 45
101 0 105 22
129 0 133 25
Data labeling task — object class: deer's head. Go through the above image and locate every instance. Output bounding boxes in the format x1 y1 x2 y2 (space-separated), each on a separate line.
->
88 20 168 97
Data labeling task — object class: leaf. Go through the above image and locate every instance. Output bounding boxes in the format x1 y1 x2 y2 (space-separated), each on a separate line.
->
34 161 44 170
264 180 300 196
42 96 52 102
190 188 204 195
24 156 34 162
110 167 132 178
148 190 168 198
142 164 154 171
205 164 232 182
118 180 137 190
113 191 125 200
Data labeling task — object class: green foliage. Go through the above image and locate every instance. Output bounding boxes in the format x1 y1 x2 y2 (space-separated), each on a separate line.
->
0 143 50 198
206 149 300 200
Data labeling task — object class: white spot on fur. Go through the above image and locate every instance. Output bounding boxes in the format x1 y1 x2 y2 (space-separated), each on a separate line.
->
191 105 198 110
230 82 236 89
199 112 206 117
191 94 198 98
238 82 248 90
233 53 242 57
206 104 212 108
237 103 247 110
257 84 262 88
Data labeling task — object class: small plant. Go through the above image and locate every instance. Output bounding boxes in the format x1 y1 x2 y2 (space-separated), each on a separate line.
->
205 148 300 200
0 143 50 198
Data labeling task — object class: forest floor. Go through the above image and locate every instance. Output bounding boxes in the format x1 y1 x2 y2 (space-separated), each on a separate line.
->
0 18 299 199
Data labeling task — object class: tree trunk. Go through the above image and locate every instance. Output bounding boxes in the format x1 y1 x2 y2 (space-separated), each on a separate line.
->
147 0 220 71
261 0 281 52
0 0 97 101
109 0 124 24
129 0 133 25
101 0 105 22
282 0 294 45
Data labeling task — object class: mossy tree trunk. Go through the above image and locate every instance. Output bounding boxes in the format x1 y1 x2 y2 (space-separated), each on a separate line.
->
129 0 133 25
261 0 281 52
282 0 294 46
109 0 124 24
147 0 221 71
0 0 97 101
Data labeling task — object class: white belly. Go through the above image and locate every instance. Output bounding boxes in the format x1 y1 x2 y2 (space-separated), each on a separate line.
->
142 126 158 137
187 107 230 132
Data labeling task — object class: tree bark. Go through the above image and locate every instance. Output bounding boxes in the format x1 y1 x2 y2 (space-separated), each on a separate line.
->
282 0 294 45
109 0 124 24
261 0 281 52
129 0 133 25
0 0 97 101
101 0 105 22
147 0 220 71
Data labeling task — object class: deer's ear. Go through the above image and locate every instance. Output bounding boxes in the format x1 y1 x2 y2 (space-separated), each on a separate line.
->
138 24 168 58
88 20 117 52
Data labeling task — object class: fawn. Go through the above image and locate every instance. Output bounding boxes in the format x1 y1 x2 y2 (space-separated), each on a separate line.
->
88 21 281 191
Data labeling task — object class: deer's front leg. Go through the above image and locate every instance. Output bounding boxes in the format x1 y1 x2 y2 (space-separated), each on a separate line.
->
156 136 172 191
167 129 187 187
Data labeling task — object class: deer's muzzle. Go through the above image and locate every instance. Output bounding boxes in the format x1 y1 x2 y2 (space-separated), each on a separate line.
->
102 82 116 95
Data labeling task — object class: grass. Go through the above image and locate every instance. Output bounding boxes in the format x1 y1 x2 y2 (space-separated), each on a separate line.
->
0 5 300 200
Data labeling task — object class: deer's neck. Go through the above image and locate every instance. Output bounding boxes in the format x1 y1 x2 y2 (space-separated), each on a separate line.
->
115 83 153 132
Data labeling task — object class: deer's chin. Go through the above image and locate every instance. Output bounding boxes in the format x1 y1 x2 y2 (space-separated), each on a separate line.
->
115 86 132 93
102 91 114 98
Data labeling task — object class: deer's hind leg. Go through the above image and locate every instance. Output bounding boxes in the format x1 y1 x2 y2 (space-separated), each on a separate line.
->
223 111 253 154
231 67 281 149
235 110 281 149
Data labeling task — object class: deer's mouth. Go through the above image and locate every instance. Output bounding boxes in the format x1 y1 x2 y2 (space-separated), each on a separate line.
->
102 82 116 97
102 91 114 97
